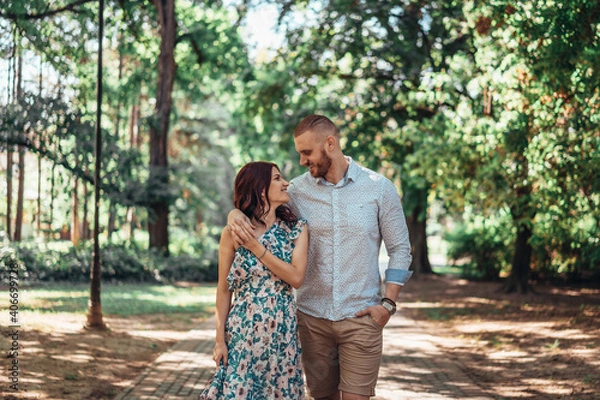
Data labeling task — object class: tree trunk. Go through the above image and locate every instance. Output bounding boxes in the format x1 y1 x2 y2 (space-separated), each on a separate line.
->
407 207 432 274
82 166 89 240
72 178 80 246
107 49 124 241
403 183 434 275
125 102 141 240
86 0 106 330
124 207 134 240
13 42 24 242
37 154 42 234
6 149 13 240
505 223 532 294
505 155 534 293
37 55 43 235
129 103 141 148
148 0 176 256
107 201 116 240
13 145 25 241
49 162 56 238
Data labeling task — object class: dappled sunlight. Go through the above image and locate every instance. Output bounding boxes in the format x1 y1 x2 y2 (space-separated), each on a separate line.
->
487 350 533 360
0 307 211 399
106 313 214 342
551 287 600 297
51 352 94 363
124 329 190 341
19 311 88 333
402 301 440 308
400 275 600 398
521 379 574 396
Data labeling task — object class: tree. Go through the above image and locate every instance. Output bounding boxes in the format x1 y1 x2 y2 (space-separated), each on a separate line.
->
493 0 600 290
237 0 471 274
114 0 251 255
13 37 25 242
419 0 600 291
146 0 176 256
85 0 106 330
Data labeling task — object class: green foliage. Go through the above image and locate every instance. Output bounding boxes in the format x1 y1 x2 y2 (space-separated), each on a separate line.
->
0 92 149 209
445 211 514 280
1 240 218 284
1 0 599 286
1 0 248 250
531 211 600 281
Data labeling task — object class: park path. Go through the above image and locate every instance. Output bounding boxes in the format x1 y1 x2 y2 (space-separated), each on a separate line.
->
113 310 493 400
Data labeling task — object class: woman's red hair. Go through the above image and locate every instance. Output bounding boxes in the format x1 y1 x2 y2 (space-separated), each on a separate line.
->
233 161 298 226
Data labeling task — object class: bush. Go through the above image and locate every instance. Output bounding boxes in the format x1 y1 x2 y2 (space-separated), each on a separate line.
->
444 217 513 280
530 214 600 283
159 254 218 282
1 240 218 284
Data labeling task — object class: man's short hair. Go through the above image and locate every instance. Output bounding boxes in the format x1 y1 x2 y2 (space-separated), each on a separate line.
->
294 114 339 138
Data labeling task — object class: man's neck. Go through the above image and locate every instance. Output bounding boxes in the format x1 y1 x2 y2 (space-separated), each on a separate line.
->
324 156 350 185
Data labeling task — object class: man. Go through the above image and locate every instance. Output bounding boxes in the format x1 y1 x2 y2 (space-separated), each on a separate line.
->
229 114 412 399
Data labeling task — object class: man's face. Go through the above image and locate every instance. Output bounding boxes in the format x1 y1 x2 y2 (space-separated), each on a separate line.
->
294 131 332 178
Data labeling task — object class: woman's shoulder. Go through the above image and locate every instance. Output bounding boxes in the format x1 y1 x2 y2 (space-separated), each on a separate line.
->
280 217 307 228
278 218 307 240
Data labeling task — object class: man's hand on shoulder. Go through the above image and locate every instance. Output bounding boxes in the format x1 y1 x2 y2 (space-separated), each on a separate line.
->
226 209 255 249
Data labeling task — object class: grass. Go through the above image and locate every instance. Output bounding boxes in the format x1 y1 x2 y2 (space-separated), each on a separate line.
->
421 306 476 321
431 264 464 275
19 282 217 316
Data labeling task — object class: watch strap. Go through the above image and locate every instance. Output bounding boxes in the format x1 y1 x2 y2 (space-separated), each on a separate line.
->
381 297 396 307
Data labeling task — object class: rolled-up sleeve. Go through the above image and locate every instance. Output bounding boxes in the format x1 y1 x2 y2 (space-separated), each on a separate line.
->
379 179 413 285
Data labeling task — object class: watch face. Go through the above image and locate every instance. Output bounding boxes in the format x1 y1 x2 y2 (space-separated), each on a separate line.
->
382 302 394 313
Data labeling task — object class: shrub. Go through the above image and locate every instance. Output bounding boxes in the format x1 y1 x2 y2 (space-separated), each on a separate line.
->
1 240 218 284
444 217 513 280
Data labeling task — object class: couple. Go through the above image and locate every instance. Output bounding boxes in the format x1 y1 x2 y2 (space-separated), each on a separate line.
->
199 114 413 400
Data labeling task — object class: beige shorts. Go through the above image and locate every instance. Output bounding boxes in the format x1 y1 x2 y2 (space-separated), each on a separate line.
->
297 310 383 398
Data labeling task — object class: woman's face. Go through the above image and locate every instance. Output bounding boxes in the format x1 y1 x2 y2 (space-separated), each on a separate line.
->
266 167 290 206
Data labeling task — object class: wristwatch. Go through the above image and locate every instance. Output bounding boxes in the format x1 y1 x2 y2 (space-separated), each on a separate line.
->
381 298 397 316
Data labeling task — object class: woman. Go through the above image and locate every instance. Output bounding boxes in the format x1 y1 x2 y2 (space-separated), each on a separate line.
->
199 161 309 399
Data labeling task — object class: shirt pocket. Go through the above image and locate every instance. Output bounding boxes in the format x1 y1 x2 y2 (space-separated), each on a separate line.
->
344 201 378 235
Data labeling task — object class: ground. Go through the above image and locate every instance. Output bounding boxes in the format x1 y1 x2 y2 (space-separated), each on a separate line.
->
1 311 208 399
1 275 599 399
400 274 600 399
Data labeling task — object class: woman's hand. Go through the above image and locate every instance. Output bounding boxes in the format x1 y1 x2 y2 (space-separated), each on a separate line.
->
213 342 228 366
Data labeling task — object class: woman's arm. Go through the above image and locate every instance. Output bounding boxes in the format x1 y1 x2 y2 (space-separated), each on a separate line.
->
235 223 309 289
212 227 235 366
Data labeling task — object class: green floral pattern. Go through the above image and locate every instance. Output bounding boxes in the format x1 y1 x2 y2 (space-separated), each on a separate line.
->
200 219 307 399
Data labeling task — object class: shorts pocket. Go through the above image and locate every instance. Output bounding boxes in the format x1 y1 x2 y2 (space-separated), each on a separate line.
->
365 315 384 331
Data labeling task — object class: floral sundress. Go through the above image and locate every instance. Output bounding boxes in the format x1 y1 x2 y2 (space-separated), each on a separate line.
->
199 219 307 400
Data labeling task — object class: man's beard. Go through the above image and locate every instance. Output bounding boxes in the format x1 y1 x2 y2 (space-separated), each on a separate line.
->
309 149 332 178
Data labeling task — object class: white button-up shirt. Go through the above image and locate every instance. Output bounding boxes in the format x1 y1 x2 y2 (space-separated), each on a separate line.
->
288 158 413 321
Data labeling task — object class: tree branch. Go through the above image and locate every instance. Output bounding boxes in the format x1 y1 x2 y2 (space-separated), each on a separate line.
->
6 133 95 185
0 0 95 21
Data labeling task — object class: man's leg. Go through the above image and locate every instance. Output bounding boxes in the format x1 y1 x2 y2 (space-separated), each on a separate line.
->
314 391 341 400
340 392 368 400
297 311 340 399
336 315 383 399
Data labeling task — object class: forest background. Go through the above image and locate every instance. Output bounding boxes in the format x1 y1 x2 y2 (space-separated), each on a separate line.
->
0 1 599 398
1 0 599 295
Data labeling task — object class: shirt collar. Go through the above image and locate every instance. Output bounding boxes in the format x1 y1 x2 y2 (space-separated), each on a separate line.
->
316 156 358 187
